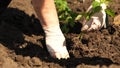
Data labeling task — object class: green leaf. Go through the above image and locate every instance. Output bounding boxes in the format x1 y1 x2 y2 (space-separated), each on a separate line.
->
92 6 101 13
105 9 115 17
92 1 100 8
75 14 82 20
61 24 69 33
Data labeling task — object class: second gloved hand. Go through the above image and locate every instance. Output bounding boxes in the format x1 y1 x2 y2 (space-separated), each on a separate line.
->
43 25 70 59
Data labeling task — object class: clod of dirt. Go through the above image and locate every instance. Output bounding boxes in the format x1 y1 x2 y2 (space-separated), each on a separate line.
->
113 14 120 25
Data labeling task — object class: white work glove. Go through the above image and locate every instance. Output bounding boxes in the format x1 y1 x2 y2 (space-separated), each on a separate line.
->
43 25 70 59
81 3 107 32
81 16 103 31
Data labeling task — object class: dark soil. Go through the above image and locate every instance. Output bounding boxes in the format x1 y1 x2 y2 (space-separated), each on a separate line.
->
0 0 120 68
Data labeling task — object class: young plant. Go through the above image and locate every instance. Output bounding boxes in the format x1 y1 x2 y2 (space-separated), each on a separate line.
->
55 0 78 33
55 0 114 33
76 0 115 40
76 0 115 21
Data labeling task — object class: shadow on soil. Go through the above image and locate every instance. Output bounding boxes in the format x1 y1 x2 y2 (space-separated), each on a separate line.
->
0 8 119 68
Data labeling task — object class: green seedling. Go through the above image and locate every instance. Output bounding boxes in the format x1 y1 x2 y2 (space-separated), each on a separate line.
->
76 0 115 40
55 0 78 33
55 0 115 40
76 0 115 21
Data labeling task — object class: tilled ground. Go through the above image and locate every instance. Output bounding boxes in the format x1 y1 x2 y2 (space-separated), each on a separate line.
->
0 0 120 68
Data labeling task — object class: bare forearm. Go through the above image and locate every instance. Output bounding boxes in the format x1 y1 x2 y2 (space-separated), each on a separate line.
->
32 0 59 27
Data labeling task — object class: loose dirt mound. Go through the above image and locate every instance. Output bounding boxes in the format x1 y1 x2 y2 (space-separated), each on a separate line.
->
0 0 120 68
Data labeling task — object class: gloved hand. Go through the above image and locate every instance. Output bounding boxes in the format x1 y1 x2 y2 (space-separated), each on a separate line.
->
81 3 107 32
43 25 70 59
81 15 105 31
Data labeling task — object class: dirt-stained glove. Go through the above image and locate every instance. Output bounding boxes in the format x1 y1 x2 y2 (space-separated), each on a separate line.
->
43 25 70 59
81 14 106 31
81 3 107 32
